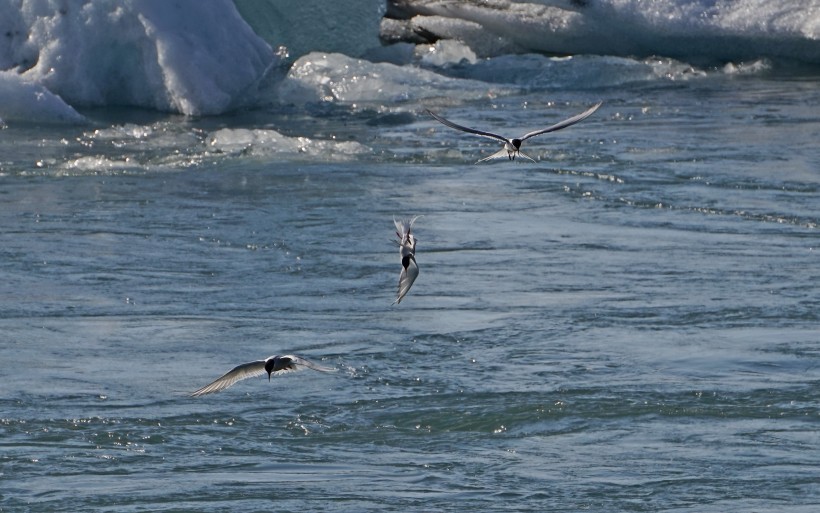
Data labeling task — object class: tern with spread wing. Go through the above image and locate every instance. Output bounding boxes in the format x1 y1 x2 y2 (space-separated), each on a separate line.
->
426 101 602 163
393 216 420 305
191 354 335 397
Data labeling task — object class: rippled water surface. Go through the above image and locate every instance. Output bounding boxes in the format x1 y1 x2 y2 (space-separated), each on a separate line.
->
1 65 819 512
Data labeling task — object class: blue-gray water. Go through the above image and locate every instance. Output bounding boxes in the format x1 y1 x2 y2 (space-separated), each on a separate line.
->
2 62 820 511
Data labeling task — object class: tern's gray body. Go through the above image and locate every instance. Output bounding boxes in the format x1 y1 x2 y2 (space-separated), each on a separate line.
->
427 102 602 163
191 354 335 396
394 216 420 304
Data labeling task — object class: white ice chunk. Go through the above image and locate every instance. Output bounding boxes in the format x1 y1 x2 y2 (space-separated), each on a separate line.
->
1 0 275 116
396 0 820 64
277 52 504 105
0 70 86 124
416 39 478 67
206 128 370 161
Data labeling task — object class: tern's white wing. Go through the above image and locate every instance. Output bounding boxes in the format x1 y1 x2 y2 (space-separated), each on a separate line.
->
426 110 509 143
282 355 337 374
191 360 267 397
394 255 419 304
393 216 421 250
394 216 420 243
516 151 537 163
519 102 602 141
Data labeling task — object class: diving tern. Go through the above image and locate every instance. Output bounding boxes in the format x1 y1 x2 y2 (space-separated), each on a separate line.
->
190 354 335 397
426 101 602 163
393 216 420 305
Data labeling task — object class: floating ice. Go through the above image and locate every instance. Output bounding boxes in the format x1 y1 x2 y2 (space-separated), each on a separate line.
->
205 128 370 161
416 39 478 67
383 14 524 58
0 0 275 116
277 52 504 106
386 0 820 65
0 70 86 124
60 156 138 175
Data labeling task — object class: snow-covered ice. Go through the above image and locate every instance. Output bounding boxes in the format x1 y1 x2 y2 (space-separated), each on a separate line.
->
0 0 275 118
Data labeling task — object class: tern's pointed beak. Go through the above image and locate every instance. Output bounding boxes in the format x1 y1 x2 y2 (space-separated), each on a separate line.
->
267 372 272 381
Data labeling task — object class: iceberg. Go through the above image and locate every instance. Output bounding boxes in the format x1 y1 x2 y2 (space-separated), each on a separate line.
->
0 70 86 124
0 0 276 116
383 0 820 65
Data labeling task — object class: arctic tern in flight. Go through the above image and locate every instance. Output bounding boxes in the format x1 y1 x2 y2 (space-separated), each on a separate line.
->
393 216 420 305
426 101 602 163
190 354 335 397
